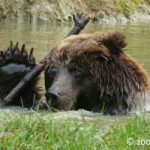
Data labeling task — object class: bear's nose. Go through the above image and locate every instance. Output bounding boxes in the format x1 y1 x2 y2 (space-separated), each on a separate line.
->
45 89 60 108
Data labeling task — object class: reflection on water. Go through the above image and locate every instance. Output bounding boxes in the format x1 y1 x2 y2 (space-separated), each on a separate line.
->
0 21 150 121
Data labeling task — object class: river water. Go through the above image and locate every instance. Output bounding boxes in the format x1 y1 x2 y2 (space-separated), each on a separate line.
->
0 21 150 74
0 21 150 122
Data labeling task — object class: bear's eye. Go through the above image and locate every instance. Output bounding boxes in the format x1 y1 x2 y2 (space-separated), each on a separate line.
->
48 66 58 77
68 66 82 76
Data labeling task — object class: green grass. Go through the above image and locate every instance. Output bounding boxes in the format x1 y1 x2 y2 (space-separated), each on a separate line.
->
145 0 150 4
0 113 150 150
113 0 149 18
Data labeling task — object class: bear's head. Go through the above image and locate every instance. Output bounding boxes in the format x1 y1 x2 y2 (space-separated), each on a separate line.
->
44 32 150 114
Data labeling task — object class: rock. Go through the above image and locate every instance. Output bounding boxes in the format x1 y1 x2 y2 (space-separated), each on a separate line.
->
0 0 149 23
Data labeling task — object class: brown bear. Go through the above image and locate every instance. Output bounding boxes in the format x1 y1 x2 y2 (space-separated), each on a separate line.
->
0 32 150 115
44 31 150 115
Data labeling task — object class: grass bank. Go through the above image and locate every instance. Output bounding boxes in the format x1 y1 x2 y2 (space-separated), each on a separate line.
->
0 112 149 150
114 0 150 18
0 0 150 22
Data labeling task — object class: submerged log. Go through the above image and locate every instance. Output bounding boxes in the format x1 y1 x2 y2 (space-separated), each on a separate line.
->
2 14 91 105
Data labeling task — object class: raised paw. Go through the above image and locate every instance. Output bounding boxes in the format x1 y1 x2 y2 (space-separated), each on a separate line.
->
0 42 41 108
0 41 36 66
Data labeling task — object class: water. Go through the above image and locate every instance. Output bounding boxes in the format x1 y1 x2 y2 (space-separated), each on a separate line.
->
0 21 149 74
0 21 150 122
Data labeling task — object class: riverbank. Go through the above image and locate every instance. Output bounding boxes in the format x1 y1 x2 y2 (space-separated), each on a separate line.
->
0 0 150 23
0 109 150 149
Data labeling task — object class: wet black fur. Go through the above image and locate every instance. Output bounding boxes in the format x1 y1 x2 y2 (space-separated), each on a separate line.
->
0 42 41 108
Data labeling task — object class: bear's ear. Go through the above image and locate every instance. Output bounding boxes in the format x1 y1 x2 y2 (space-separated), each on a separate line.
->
102 32 127 54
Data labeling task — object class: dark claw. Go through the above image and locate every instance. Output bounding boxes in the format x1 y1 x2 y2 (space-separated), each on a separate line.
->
22 50 28 63
5 49 12 60
29 48 36 65
13 42 19 51
0 51 5 59
29 48 34 57
13 43 21 61
9 41 13 51
13 48 20 56
21 44 28 63
21 44 26 55
0 51 5 66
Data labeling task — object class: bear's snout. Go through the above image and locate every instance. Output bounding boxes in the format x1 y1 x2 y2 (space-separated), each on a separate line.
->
45 68 76 110
45 89 60 108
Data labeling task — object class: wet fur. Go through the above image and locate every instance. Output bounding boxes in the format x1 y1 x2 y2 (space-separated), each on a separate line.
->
0 32 149 115
47 31 150 114
0 42 41 108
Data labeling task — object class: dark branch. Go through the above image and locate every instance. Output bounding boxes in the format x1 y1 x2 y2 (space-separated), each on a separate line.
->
66 14 91 37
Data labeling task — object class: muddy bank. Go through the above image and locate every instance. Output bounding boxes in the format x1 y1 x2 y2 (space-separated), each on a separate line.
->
0 0 150 23
0 106 139 126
